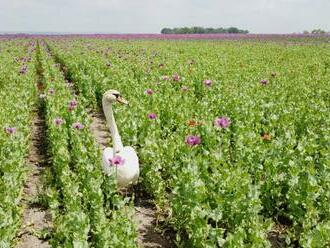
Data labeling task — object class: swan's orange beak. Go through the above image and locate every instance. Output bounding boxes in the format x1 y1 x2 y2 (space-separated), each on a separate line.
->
117 96 129 105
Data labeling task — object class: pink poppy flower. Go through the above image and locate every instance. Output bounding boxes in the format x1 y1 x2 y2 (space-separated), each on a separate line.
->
4 127 16 135
147 113 157 119
172 74 180 82
214 117 231 128
185 135 201 146
109 155 125 167
68 99 78 111
72 122 84 130
203 79 212 87
145 89 154 95
260 79 268 85
54 117 64 126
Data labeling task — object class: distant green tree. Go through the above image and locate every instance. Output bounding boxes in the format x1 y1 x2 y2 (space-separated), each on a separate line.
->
311 29 326 34
227 27 239 33
160 26 249 34
205 28 215 33
161 28 173 34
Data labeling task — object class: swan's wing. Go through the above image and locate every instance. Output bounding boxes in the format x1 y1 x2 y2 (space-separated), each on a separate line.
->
123 146 138 159
102 147 114 175
116 147 139 187
122 147 139 168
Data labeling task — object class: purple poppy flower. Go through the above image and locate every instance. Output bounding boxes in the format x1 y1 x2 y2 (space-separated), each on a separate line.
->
48 88 55 94
260 79 268 85
19 66 28 74
145 89 154 95
68 99 77 107
172 74 180 82
185 135 201 146
72 122 84 130
161 75 169 81
214 117 231 128
203 79 212 87
181 86 189 92
147 113 157 120
68 99 78 111
4 127 16 135
109 155 125 167
54 117 64 126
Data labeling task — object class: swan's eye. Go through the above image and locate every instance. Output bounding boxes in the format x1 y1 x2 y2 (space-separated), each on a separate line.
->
113 93 120 98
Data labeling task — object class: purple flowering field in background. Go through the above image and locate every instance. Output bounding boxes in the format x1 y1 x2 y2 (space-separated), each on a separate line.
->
1 33 330 41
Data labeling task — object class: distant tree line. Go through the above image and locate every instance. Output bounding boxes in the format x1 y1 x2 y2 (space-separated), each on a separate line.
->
161 26 249 34
303 29 328 34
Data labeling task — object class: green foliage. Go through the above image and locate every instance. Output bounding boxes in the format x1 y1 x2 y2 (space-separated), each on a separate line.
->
2 37 329 247
39 43 137 247
47 38 330 247
311 29 327 34
0 40 37 246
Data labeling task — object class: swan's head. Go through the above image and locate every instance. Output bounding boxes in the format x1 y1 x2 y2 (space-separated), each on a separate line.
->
102 90 128 105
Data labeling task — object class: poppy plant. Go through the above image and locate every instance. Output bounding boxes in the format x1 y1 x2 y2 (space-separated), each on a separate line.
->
214 117 231 128
109 155 125 167
147 113 157 119
72 122 84 130
185 135 201 146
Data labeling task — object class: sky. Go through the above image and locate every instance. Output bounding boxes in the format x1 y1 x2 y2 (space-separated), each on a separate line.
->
0 0 329 34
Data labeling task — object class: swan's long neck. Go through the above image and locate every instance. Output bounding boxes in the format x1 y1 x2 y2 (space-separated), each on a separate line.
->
103 100 124 154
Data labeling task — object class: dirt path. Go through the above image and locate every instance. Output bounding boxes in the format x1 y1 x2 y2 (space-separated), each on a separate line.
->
90 110 173 248
17 107 51 248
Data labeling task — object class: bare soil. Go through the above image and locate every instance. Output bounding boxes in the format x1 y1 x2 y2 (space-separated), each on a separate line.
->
133 185 174 248
17 110 51 248
268 222 290 248
90 110 174 248
89 111 111 150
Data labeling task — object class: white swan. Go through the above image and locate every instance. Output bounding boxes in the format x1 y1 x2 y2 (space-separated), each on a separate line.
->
101 90 139 188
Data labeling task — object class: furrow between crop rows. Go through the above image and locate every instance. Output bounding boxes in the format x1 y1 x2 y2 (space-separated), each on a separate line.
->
0 40 49 247
17 41 51 248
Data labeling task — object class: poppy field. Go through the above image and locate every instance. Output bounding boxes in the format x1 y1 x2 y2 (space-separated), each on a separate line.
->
0 40 36 246
1 36 330 247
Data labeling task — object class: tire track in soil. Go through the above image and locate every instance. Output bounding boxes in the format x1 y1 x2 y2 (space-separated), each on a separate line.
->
89 110 174 248
17 107 51 248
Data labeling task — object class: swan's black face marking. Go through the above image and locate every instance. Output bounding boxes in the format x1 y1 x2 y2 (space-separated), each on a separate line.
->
103 90 128 105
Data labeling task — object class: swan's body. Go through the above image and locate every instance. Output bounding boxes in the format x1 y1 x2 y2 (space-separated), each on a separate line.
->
102 147 139 187
101 90 139 188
